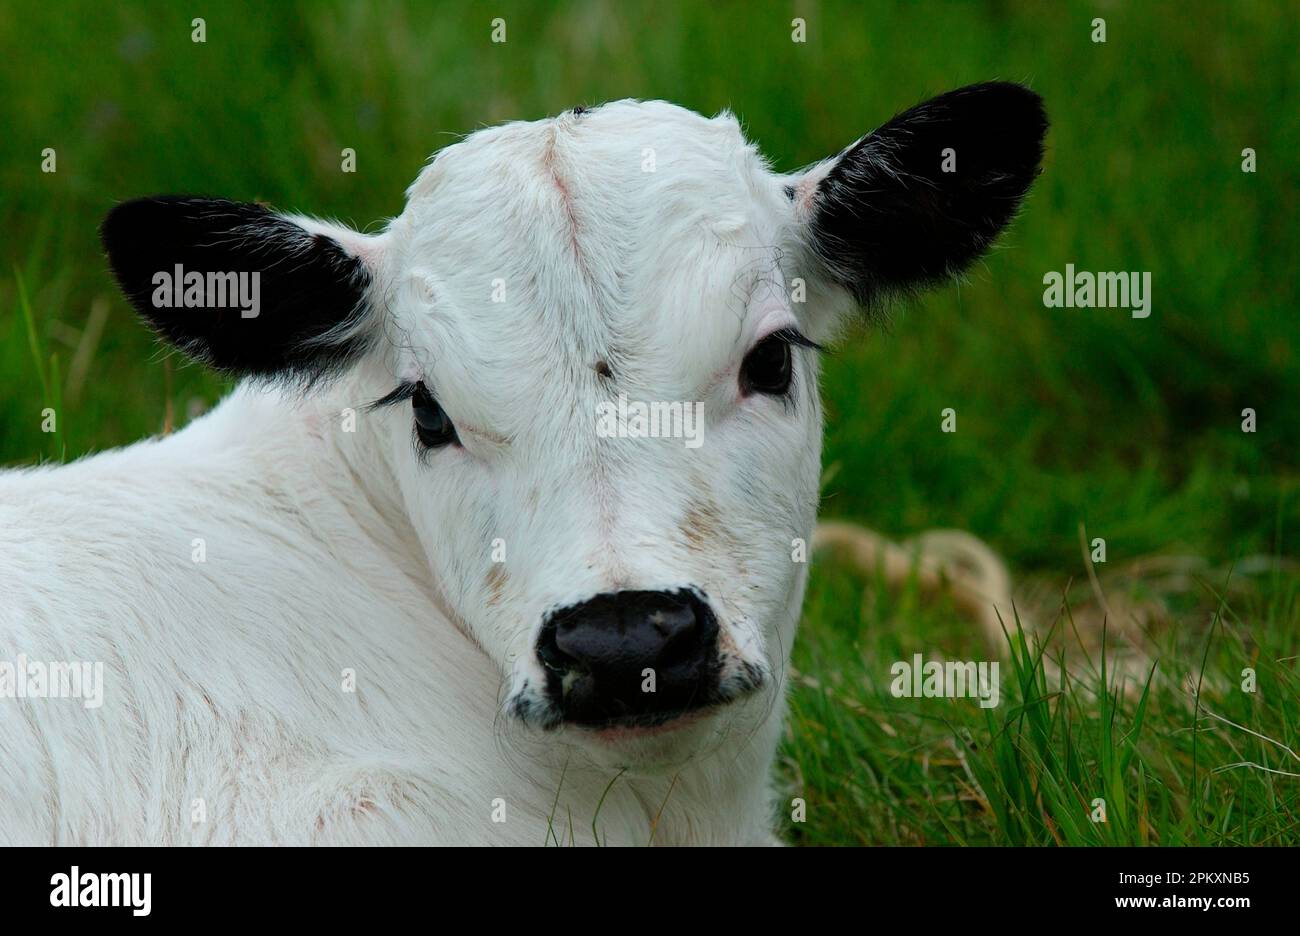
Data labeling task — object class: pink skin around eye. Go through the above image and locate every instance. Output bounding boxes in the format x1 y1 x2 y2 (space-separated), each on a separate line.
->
404 364 510 447
702 311 801 405
730 303 800 404
750 276 798 341
700 277 799 400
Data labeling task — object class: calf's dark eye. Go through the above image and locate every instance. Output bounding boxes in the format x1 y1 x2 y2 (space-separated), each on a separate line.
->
740 334 793 396
412 382 459 448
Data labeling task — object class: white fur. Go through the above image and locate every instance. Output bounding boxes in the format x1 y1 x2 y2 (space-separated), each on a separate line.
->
1 101 848 845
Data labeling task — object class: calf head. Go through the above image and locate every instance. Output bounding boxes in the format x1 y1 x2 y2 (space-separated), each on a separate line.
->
103 84 1046 763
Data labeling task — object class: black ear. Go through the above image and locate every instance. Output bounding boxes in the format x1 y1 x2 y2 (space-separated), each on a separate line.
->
101 196 379 383
804 82 1047 306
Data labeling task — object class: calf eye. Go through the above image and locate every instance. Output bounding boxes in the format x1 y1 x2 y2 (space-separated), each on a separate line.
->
412 382 459 448
740 333 793 396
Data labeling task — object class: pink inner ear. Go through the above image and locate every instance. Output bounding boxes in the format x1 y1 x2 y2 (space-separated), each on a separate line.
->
348 237 385 269
286 214 387 270
790 162 834 221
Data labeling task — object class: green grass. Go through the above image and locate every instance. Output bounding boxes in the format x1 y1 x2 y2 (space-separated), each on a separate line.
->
785 556 1300 845
1 0 1296 845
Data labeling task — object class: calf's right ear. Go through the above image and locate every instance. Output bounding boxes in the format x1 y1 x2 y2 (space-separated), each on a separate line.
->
101 196 385 384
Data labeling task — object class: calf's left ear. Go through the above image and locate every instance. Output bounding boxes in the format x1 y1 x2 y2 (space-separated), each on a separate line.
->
794 82 1047 308
102 196 385 384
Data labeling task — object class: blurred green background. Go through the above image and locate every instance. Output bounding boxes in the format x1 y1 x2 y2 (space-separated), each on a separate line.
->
1 0 1296 844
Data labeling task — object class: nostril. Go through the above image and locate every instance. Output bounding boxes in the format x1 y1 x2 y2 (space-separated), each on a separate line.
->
653 609 702 667
536 618 568 672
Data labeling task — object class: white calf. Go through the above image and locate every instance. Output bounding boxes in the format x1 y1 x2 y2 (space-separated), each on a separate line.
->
0 85 1045 845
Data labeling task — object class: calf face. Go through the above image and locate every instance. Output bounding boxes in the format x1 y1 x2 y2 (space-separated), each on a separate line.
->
102 86 1045 760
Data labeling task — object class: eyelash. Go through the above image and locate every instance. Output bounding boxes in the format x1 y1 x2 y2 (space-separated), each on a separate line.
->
367 381 459 459
766 327 823 352
368 382 420 410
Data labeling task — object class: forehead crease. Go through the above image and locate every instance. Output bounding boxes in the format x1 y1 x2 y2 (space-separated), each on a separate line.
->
402 132 618 369
533 121 626 354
